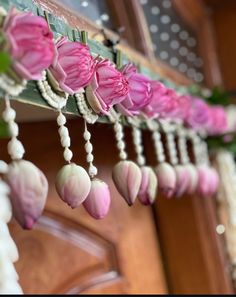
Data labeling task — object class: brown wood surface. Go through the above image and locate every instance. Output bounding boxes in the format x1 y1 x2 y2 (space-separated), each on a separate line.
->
141 131 234 294
205 0 236 92
0 115 167 294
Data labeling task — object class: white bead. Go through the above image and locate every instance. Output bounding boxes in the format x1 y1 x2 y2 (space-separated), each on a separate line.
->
57 113 66 126
0 161 8 174
0 194 12 223
138 156 145 166
120 151 127 160
63 148 73 162
114 122 122 132
83 130 91 141
85 142 93 153
89 165 98 177
136 146 143 154
117 141 125 150
59 126 69 138
158 155 165 163
7 138 25 160
61 136 71 148
116 131 123 140
87 154 94 163
2 108 16 122
8 122 19 137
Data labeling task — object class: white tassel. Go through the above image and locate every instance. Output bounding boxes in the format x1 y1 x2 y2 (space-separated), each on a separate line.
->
0 177 23 294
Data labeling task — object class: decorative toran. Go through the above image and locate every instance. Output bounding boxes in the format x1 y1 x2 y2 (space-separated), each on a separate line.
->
0 5 234 294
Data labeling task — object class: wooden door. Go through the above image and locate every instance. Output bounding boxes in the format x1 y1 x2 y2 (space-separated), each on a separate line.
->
0 115 167 294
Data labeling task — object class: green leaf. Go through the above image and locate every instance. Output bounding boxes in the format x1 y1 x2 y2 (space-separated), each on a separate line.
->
0 52 11 73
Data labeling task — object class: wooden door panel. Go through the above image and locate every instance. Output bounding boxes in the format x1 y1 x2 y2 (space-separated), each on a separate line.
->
1 113 167 294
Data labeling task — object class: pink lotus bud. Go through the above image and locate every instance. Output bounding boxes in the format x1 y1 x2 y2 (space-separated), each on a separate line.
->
4 160 48 230
208 167 219 196
55 163 91 209
155 162 176 198
197 165 219 197
174 165 191 198
83 179 111 219
138 166 157 205
197 165 210 197
112 160 142 206
185 163 199 194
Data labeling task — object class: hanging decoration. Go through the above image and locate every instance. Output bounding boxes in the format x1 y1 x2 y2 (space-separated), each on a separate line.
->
128 117 157 205
0 2 234 294
0 161 22 294
0 5 228 226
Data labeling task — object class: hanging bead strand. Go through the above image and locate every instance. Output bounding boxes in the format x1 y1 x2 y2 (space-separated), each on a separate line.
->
131 125 145 167
75 91 98 124
56 110 73 163
129 118 158 205
2 95 25 161
113 119 127 161
147 119 165 164
110 109 141 206
149 119 177 198
177 127 190 165
83 120 98 178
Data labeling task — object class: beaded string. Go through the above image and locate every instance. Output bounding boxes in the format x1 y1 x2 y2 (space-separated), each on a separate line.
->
0 74 26 97
0 175 23 294
2 95 25 161
131 125 145 166
147 119 165 164
108 108 127 160
56 109 73 163
37 71 68 109
75 91 98 124
177 126 190 165
159 120 178 166
83 120 98 178
188 130 202 166
127 117 145 166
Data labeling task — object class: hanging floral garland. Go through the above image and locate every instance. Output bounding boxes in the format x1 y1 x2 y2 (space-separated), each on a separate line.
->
0 5 233 293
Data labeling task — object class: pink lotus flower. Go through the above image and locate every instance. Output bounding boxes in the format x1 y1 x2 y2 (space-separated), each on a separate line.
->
83 179 111 219
175 95 192 122
144 81 179 119
5 160 48 230
88 59 129 114
117 64 152 116
138 166 157 205
186 98 211 130
3 8 54 80
112 160 142 206
55 163 91 208
155 162 176 198
143 80 167 118
174 165 191 198
49 37 95 95
207 106 228 135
